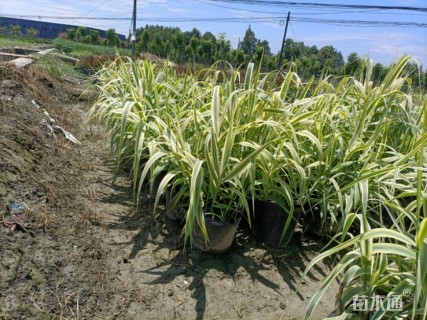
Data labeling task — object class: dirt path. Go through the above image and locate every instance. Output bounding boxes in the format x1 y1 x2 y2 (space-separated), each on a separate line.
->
0 65 338 320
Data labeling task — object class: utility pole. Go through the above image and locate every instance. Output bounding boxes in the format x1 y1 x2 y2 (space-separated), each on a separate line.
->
131 0 137 58
277 11 290 70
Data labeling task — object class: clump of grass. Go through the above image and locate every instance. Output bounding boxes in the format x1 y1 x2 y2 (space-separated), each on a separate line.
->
52 38 131 58
0 33 52 47
34 54 85 80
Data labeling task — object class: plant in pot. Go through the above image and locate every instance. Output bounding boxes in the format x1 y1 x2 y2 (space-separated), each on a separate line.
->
250 138 310 247
143 78 273 252
180 85 273 252
131 61 277 252
138 127 269 253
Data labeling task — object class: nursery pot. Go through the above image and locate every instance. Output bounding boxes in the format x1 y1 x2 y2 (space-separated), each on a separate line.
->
251 201 301 247
164 189 186 221
193 218 240 254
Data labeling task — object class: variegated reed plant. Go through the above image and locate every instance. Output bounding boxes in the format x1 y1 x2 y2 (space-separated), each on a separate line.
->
88 54 426 314
87 56 196 197
137 62 289 246
297 56 427 319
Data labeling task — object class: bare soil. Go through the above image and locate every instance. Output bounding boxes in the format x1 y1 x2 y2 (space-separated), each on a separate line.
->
0 64 338 320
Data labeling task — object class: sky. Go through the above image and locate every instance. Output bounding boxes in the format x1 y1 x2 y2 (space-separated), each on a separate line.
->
1 0 427 66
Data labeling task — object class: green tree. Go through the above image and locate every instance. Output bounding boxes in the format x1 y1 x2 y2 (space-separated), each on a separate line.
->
65 28 76 41
76 26 87 42
26 27 39 37
151 35 165 57
0 26 7 34
372 63 387 85
257 40 271 56
318 45 344 73
200 39 213 63
240 25 257 58
88 29 99 45
105 28 120 46
187 28 201 40
202 31 216 43
284 39 303 60
139 29 150 52
173 32 185 63
184 45 193 64
231 49 246 68
11 24 21 35
189 36 199 65
215 33 231 63
254 39 271 68
345 52 362 75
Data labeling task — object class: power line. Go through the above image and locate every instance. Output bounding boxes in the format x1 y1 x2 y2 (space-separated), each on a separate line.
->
4 15 426 28
193 0 426 16
205 0 427 12
70 0 114 26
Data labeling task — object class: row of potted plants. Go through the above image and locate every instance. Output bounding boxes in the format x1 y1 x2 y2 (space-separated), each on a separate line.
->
87 58 312 251
88 55 427 318
87 55 425 250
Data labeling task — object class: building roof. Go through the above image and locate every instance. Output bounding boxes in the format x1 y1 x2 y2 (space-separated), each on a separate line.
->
0 17 126 40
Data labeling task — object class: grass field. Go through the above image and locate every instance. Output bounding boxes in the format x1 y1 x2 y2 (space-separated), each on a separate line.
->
0 34 131 58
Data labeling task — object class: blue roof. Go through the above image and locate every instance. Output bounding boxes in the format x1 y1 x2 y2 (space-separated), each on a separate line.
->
0 17 126 40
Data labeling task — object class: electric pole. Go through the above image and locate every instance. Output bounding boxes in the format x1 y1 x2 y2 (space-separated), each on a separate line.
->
131 0 137 58
277 11 290 70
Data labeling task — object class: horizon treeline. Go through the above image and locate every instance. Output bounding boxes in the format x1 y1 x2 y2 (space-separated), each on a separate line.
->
9 19 422 88
133 24 426 88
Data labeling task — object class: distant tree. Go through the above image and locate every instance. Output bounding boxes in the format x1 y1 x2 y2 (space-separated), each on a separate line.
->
372 63 387 85
318 45 344 73
202 31 216 43
164 39 172 58
240 25 257 58
76 26 87 42
189 28 201 39
105 28 120 46
297 56 319 78
151 35 165 57
0 26 8 34
231 49 246 68
308 45 318 55
254 39 271 68
215 32 231 62
26 27 39 37
189 36 199 65
65 28 76 41
184 45 193 63
345 52 362 75
173 31 185 63
139 29 150 52
253 46 265 65
257 39 271 56
11 24 21 35
200 39 213 63
88 29 99 45
284 39 302 60
129 23 352 75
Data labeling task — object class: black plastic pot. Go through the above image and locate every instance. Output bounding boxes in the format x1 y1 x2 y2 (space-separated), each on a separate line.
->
251 200 301 247
164 189 186 221
193 218 240 254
